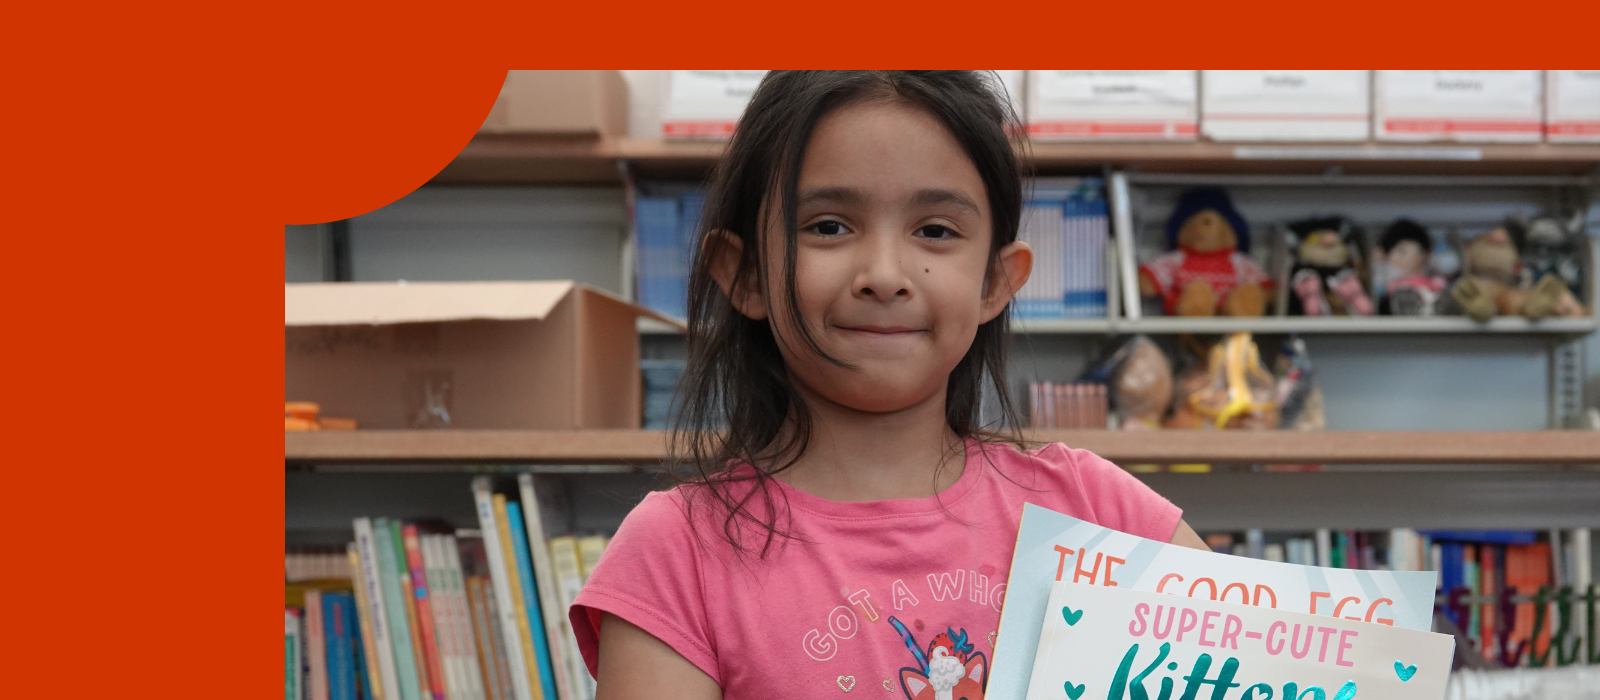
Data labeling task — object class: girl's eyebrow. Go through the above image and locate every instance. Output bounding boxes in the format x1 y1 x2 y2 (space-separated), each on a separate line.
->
909 188 981 216
797 186 980 216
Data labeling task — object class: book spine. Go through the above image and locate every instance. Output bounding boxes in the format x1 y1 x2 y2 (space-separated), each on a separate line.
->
505 502 559 700
576 537 607 580
497 499 548 700
354 519 401 700
439 536 489 700
347 544 385 700
390 521 436 700
418 535 467 700
483 577 520 700
288 609 305 700
471 478 536 700
306 589 330 700
372 520 425 700
548 536 592 700
402 526 450 700
325 593 358 700
516 474 575 700
464 577 504 700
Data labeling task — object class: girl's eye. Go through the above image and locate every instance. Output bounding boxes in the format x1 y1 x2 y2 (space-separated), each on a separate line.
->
809 220 848 237
917 224 958 240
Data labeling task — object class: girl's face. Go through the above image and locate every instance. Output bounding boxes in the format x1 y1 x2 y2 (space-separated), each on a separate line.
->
720 100 1031 415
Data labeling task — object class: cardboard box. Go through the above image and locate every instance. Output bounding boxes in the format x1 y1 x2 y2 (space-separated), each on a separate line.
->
1375 70 1543 142
1026 70 1197 140
285 281 678 430
478 70 628 137
1201 70 1370 141
1547 70 1600 142
661 70 767 139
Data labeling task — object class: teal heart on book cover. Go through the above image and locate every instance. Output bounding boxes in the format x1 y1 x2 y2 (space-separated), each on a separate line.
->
1394 661 1417 681
1063 681 1086 699
1061 606 1083 626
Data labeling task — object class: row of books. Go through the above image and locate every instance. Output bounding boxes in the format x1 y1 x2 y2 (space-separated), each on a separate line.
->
659 71 1599 144
633 185 705 322
1203 527 1597 668
285 475 608 700
1026 381 1109 429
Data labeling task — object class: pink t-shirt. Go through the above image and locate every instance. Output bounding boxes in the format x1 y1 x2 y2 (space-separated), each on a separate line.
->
570 439 1181 700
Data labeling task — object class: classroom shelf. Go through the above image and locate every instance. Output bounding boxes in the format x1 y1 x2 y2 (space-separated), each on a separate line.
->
640 315 1598 337
285 429 1600 467
429 135 1600 184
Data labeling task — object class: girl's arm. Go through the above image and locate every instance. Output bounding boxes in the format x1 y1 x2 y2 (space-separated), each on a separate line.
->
1169 518 1211 552
595 612 722 700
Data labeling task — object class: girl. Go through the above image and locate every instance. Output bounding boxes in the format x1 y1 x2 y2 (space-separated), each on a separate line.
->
572 71 1208 700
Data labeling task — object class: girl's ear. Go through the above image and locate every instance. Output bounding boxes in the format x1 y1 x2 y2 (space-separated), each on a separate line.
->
706 229 769 320
979 240 1033 323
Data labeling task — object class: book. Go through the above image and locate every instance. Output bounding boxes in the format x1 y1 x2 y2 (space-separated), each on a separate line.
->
464 576 504 700
418 534 471 700
471 478 536 700
354 518 403 700
438 534 490 700
305 589 330 700
576 536 607 580
401 526 449 700
347 544 387 700
506 501 560 700
548 536 592 700
324 592 361 700
288 609 305 700
372 519 426 700
495 498 548 700
516 473 576 700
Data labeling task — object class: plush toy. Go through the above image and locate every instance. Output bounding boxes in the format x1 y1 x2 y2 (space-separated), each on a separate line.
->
1110 336 1173 430
1448 220 1587 323
1522 213 1587 303
1287 216 1373 316
1375 219 1448 316
1187 332 1278 430
1138 188 1272 317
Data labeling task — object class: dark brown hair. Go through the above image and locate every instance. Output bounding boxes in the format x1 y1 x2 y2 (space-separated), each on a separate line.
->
669 71 1028 555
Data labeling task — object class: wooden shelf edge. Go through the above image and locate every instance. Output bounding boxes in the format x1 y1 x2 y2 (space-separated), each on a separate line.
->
286 429 1600 467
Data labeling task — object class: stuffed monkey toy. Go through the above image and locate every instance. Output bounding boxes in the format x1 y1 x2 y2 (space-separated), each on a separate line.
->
1288 216 1373 316
1139 188 1271 317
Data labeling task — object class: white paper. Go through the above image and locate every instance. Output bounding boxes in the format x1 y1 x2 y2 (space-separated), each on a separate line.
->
661 70 767 139
1375 70 1543 142
1024 582 1454 700
1027 70 1197 140
1202 71 1370 141
1547 70 1600 142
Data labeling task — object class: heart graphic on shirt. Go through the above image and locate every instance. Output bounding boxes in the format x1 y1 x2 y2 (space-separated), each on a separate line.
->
1061 606 1084 626
882 679 894 693
1394 661 1418 682
837 675 855 692
1064 681 1086 699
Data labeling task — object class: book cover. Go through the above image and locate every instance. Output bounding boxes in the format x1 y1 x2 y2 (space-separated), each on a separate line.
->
372 519 425 700
389 521 436 700
548 535 592 700
305 589 330 700
418 534 469 700
516 474 576 700
288 609 305 700
470 477 536 700
354 518 402 700
348 544 386 700
433 534 489 700
495 498 547 700
506 501 560 700
575 536 607 580
402 526 449 700
324 592 360 700
990 504 1439 700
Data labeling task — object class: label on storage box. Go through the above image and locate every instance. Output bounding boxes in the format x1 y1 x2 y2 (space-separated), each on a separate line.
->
1201 70 1370 141
1375 70 1543 142
1547 70 1600 142
662 70 767 139
1027 70 1197 140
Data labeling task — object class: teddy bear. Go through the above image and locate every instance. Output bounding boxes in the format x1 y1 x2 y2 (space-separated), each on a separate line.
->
1375 218 1448 316
1138 188 1272 317
1448 220 1587 322
1287 216 1373 316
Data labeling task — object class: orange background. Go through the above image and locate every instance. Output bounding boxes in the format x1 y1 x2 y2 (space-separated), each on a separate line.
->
10 0 1599 696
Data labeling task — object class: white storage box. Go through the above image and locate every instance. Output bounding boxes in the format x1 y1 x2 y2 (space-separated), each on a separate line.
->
1026 70 1197 140
1201 70 1370 141
1375 70 1543 142
1546 70 1600 142
661 70 766 139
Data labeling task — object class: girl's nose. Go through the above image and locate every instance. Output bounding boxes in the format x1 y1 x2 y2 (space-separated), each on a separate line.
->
855 233 911 300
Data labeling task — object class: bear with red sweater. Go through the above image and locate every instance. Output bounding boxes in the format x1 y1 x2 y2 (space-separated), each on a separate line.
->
1138 188 1272 317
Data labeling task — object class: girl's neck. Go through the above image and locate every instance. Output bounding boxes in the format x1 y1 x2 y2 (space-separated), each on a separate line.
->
766 382 965 503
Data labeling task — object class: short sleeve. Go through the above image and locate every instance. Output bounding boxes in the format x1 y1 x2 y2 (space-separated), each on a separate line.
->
569 490 720 684
1054 444 1183 543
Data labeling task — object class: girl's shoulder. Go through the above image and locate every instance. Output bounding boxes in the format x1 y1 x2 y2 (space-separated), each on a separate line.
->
973 438 1181 542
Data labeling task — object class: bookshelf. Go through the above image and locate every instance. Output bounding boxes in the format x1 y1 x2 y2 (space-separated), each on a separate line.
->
285 429 1600 468
431 135 1600 184
640 315 1600 337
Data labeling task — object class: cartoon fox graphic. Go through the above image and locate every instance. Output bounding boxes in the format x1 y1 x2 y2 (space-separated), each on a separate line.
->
888 617 987 700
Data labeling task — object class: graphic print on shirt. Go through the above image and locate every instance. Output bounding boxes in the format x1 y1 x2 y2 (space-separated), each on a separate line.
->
887 616 987 700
